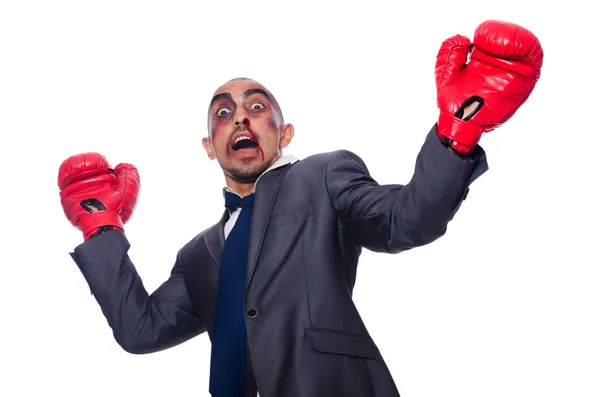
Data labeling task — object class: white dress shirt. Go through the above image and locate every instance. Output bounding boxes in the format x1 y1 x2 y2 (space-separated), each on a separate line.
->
223 154 298 239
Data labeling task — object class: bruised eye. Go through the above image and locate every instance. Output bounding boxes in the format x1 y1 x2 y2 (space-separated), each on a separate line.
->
250 102 265 110
216 108 231 116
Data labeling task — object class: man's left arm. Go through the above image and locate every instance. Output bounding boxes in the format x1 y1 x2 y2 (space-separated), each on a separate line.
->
325 125 487 254
326 19 543 254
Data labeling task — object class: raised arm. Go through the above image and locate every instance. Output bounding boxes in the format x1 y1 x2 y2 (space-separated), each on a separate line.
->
327 19 543 254
58 153 205 354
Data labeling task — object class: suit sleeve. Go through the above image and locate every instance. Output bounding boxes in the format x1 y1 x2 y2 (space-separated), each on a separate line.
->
325 124 489 253
70 229 206 354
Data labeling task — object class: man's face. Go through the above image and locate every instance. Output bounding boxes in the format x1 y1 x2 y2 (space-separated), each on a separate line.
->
202 79 294 184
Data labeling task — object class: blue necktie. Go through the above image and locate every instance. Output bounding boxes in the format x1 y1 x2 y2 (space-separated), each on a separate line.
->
209 191 255 397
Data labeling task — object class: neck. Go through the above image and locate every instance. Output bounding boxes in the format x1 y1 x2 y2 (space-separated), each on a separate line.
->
225 176 255 197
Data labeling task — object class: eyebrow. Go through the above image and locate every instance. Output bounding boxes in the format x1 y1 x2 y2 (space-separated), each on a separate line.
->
209 92 232 109
242 88 270 101
209 88 271 109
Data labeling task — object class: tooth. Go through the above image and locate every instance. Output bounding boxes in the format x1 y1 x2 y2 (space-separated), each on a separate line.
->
235 136 251 143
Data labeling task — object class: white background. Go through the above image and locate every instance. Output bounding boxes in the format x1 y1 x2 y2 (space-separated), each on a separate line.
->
1 1 598 396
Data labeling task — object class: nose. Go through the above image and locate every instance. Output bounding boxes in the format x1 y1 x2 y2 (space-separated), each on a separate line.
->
233 108 249 127
234 116 250 128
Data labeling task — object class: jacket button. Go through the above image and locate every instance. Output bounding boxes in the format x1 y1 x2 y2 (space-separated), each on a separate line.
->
247 308 258 318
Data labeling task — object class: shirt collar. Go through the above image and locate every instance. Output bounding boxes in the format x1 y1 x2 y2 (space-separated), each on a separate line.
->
223 154 299 198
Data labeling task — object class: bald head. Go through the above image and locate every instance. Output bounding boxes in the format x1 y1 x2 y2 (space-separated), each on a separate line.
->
207 77 284 132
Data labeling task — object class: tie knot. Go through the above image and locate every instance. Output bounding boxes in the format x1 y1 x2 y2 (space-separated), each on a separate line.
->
224 191 254 209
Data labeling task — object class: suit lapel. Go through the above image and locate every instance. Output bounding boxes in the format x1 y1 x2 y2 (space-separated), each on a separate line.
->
204 210 228 267
246 164 292 287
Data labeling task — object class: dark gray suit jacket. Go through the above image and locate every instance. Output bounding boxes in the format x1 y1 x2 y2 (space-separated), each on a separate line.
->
70 125 488 397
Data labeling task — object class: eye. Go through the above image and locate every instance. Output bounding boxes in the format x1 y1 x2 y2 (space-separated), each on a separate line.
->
250 102 265 110
216 107 231 116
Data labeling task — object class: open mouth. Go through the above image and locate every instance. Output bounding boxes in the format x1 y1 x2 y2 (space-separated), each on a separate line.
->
232 136 259 151
229 118 264 160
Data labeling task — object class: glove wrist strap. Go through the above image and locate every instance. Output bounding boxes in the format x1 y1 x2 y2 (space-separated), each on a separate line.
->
437 112 483 155
80 211 124 240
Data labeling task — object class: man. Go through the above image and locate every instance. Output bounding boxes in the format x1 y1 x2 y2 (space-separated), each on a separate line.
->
58 20 543 397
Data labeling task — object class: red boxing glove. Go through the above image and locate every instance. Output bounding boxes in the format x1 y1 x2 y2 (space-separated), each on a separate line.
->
435 20 544 155
58 153 140 240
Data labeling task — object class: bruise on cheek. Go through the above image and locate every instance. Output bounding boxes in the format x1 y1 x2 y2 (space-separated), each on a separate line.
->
210 121 224 139
267 116 278 131
244 118 264 161
210 108 232 138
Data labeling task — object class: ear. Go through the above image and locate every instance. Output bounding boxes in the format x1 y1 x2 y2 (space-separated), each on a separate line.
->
202 137 216 160
279 123 295 149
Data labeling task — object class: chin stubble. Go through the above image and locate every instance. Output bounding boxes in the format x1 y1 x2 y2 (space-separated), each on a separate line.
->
226 160 272 184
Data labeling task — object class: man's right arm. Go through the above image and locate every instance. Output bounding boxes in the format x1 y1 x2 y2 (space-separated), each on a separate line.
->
70 229 206 354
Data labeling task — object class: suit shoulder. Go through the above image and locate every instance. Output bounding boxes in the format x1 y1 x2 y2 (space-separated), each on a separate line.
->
293 149 365 168
301 150 369 174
